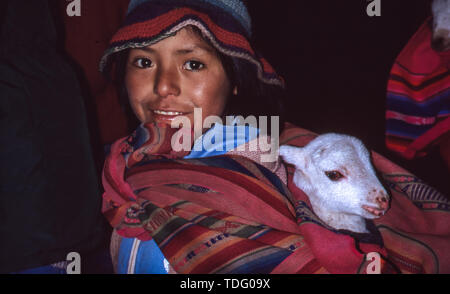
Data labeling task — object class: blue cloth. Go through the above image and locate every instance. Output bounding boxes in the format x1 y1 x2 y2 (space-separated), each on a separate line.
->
185 121 260 159
117 122 259 274
11 264 67 274
118 238 168 274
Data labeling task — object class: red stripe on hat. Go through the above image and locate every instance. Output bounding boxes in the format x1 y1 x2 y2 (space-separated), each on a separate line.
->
110 7 255 56
260 58 276 75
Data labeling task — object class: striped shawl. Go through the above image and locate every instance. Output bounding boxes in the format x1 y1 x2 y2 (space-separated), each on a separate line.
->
103 123 450 273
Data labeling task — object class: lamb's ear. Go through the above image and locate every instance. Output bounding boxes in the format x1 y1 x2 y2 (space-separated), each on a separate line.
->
279 145 307 169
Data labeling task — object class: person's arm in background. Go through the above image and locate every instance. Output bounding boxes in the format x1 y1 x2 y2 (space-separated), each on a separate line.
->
0 0 110 273
58 0 131 149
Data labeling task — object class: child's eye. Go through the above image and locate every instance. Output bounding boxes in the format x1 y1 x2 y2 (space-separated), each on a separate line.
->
183 60 205 71
134 58 153 68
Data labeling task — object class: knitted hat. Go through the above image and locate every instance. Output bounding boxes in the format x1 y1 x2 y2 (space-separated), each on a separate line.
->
99 0 284 87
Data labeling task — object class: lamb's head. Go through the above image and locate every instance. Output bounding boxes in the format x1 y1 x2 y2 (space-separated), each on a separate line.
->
432 0 450 52
279 134 390 232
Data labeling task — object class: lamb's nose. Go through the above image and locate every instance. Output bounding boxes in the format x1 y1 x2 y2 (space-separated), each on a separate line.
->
376 195 389 210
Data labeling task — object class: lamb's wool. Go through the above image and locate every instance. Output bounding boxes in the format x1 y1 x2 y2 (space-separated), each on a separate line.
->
279 134 389 233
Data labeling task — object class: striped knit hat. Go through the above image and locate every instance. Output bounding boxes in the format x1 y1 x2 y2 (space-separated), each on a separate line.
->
99 0 284 87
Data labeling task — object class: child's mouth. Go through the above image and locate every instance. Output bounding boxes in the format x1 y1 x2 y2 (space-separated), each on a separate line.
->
153 110 186 116
151 109 190 124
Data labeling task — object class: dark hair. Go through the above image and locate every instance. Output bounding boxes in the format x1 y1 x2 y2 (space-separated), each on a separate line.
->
220 55 287 136
106 27 286 136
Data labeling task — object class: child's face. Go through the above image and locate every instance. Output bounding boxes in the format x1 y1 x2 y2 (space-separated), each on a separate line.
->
125 27 231 128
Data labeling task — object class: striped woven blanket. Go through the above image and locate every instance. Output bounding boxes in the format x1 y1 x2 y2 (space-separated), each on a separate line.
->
386 18 450 159
103 123 450 273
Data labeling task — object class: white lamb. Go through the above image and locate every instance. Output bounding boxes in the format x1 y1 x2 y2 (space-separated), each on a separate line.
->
432 0 450 51
279 134 390 234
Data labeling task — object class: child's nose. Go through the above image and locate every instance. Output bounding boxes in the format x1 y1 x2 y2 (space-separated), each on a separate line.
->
154 67 181 98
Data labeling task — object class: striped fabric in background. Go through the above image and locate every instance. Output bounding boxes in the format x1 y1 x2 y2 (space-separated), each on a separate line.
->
386 18 450 159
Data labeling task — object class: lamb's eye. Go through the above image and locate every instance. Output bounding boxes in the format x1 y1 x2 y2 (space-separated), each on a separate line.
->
325 171 344 181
